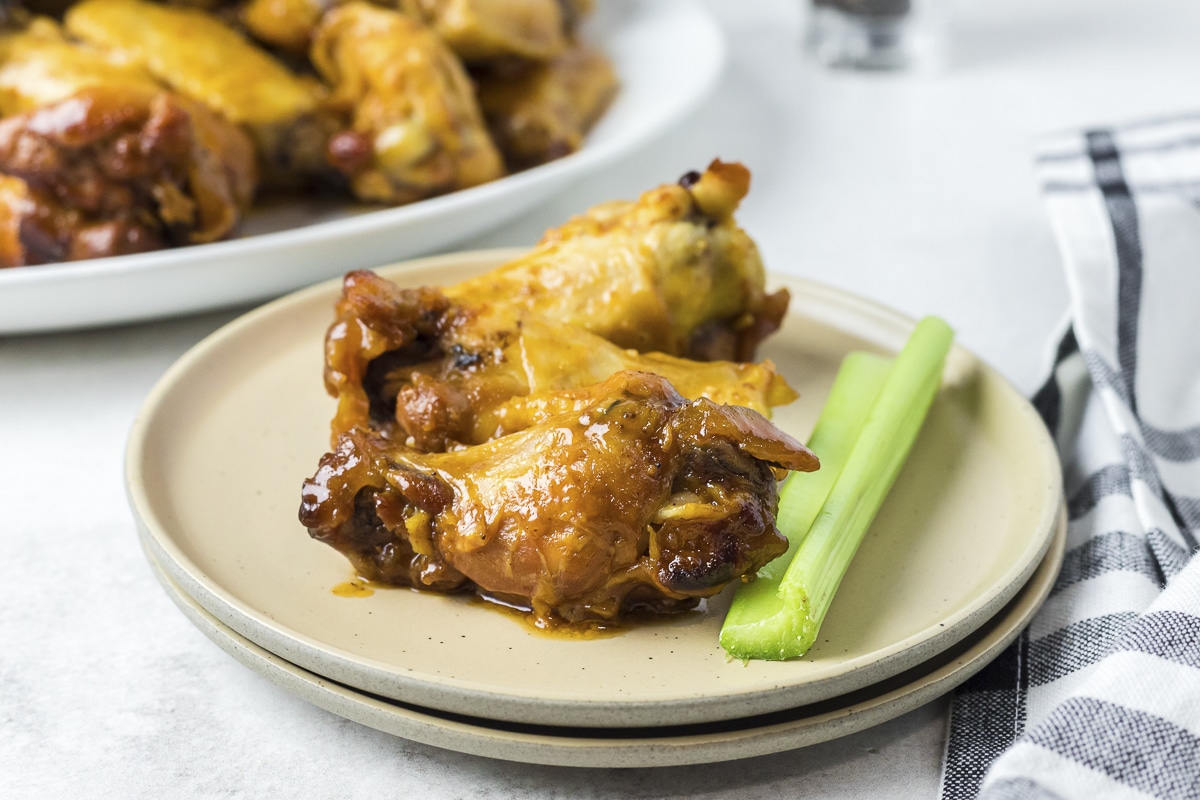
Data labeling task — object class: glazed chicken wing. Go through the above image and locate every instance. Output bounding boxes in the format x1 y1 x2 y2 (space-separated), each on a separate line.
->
447 160 788 361
64 0 338 186
396 0 568 63
240 0 344 52
0 19 157 115
474 39 617 171
312 2 504 204
300 371 817 626
322 270 797 448
0 20 257 265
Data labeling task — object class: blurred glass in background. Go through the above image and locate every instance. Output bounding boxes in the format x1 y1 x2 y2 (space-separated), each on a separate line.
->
806 0 947 71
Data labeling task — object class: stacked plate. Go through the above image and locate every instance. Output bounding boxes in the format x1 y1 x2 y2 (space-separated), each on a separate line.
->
126 251 1066 768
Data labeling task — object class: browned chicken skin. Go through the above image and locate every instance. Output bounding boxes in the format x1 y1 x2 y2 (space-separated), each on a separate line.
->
312 2 504 203
0 87 256 265
300 160 807 629
319 162 794 449
322 269 797 449
474 38 617 171
396 0 568 63
240 0 344 53
300 371 817 626
445 160 789 361
0 18 258 265
64 0 340 187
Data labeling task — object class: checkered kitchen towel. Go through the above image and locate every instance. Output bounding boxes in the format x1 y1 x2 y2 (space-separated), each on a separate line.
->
940 116 1200 798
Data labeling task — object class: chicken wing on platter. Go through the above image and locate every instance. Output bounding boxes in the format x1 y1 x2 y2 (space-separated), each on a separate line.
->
474 38 617 171
445 160 788 362
322 270 798 449
300 371 818 627
311 2 504 204
63 0 338 186
240 0 344 53
395 0 569 63
0 21 257 265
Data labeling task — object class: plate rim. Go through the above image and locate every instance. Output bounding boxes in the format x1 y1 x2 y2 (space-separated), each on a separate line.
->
139 510 1066 768
125 247 1066 728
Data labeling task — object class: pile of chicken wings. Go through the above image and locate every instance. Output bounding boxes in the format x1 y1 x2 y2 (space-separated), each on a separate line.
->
0 0 616 265
299 161 821 630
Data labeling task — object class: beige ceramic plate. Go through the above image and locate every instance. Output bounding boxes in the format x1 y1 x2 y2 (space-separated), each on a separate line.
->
126 249 1064 729
141 519 1064 767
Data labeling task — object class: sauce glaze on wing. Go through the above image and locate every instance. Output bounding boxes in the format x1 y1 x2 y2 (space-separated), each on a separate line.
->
0 19 257 265
300 160 811 630
474 38 618 171
322 269 797 449
446 160 789 361
396 0 569 63
300 371 817 627
312 2 505 204
319 160 794 446
64 0 338 187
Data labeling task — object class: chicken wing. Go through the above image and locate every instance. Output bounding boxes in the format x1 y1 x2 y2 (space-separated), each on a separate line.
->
395 0 567 63
300 371 817 627
311 2 504 204
447 160 788 361
0 18 162 115
64 0 338 186
474 38 617 171
239 0 342 52
322 270 797 448
0 20 257 265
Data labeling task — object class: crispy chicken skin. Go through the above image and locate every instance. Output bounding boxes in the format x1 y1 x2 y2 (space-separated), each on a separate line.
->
240 0 344 53
396 0 568 63
0 89 255 265
322 270 798 448
0 21 257 265
0 19 161 114
474 38 617 171
64 0 338 186
312 2 504 204
300 371 817 626
447 160 789 361
302 162 806 628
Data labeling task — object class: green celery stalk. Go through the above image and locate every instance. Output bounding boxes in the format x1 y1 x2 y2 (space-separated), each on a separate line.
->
718 351 892 647
774 352 893 561
720 316 954 661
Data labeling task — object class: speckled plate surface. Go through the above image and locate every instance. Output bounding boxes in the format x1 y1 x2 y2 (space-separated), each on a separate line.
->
141 520 1064 767
126 249 1065 729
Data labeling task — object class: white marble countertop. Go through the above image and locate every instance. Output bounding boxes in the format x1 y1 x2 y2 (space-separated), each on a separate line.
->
3 0 1198 796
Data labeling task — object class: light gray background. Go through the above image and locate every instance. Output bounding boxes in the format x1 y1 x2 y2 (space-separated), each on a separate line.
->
4 0 1197 796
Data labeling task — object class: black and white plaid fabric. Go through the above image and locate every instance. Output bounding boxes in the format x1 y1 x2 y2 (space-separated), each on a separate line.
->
940 115 1200 799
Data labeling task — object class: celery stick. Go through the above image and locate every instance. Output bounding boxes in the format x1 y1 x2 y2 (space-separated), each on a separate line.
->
774 352 893 562
718 352 892 647
720 316 954 661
